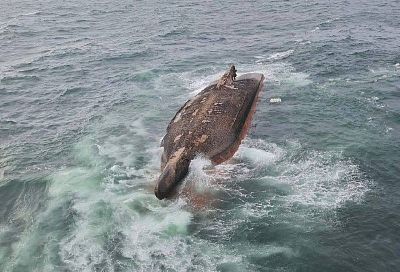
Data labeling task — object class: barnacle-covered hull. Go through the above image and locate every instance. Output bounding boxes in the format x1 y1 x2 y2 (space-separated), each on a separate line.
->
155 73 265 199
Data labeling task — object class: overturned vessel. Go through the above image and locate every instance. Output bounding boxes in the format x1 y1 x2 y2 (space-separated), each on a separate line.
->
155 67 265 199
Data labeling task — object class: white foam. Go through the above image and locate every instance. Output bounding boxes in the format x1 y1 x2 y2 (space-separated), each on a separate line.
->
181 155 217 193
174 60 311 103
311 26 320 32
365 96 385 109
262 148 370 210
44 130 232 271
369 65 400 82
385 127 393 133
236 139 284 166
239 243 297 259
197 138 372 229
267 49 294 61
19 10 41 17
186 72 223 96
58 190 195 271
45 156 201 271
239 199 274 219
237 146 281 166
242 62 312 87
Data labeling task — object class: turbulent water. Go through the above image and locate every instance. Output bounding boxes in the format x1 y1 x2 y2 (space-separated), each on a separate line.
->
1 0 400 271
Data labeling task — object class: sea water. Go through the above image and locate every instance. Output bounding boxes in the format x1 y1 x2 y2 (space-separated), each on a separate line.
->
1 0 399 271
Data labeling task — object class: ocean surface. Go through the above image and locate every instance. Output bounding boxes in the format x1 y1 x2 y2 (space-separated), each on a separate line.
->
1 0 400 271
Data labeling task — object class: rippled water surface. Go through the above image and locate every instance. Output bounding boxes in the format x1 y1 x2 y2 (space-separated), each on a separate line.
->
1 0 400 271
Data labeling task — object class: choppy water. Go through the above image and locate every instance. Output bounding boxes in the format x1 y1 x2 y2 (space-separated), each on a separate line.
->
1 0 400 271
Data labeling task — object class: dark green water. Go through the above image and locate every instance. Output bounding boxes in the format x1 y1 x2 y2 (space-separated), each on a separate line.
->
1 0 399 271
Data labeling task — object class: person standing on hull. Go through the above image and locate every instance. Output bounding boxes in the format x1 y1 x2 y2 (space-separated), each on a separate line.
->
216 65 237 89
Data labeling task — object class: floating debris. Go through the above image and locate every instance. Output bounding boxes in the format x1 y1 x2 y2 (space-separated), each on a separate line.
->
269 97 282 104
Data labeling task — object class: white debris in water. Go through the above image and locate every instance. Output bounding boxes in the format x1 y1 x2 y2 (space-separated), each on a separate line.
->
269 97 282 104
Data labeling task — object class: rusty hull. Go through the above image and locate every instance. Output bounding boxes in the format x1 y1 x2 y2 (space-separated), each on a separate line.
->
155 73 265 199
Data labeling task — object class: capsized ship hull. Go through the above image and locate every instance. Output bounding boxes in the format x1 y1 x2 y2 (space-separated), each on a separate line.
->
155 73 265 199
